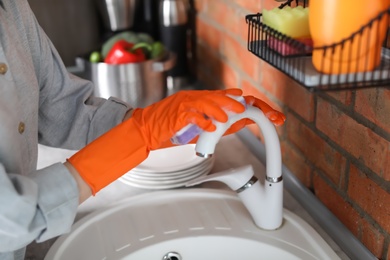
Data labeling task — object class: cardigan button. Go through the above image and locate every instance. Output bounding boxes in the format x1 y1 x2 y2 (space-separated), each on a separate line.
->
0 63 8 75
18 122 25 134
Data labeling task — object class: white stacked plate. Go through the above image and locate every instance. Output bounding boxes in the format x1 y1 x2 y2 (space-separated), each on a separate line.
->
119 144 214 190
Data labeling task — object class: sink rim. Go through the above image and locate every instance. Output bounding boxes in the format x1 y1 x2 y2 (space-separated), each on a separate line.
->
45 188 341 260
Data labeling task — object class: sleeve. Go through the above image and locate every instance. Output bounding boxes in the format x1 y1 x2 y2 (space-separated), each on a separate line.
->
0 0 129 251
0 163 79 251
24 2 132 150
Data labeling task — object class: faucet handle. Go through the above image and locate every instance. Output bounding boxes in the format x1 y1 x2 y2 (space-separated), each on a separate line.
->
186 164 283 230
186 165 255 191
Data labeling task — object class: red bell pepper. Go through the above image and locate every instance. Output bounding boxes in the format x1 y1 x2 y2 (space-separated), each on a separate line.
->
104 40 146 64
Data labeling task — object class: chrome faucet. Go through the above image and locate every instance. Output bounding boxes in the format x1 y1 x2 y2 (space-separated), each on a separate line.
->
186 106 283 230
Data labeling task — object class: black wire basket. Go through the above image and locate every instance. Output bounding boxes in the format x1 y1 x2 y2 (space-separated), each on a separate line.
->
246 0 390 91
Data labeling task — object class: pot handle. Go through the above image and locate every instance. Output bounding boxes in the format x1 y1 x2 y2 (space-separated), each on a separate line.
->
152 52 177 72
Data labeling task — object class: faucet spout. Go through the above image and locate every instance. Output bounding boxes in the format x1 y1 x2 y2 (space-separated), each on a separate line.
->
189 106 283 230
195 106 282 180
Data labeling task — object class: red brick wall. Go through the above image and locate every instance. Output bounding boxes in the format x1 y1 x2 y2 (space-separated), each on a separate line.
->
192 0 390 259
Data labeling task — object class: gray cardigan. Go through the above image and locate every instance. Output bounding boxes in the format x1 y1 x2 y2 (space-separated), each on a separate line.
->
0 1 131 259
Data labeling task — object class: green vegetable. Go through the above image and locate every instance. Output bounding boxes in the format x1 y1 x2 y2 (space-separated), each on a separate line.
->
150 41 166 59
136 33 154 45
89 51 102 63
101 31 140 58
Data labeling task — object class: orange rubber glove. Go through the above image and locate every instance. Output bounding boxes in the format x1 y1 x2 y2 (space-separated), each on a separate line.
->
224 95 286 136
245 95 286 126
67 89 246 194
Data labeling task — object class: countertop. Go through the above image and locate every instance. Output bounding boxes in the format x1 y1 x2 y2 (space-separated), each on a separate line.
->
26 134 350 260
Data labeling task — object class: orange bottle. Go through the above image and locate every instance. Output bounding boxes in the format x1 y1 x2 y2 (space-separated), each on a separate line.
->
309 0 390 74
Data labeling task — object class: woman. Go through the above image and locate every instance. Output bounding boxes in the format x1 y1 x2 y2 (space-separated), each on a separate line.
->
0 1 285 259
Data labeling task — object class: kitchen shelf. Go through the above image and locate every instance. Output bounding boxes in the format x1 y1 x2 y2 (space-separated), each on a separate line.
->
246 1 390 91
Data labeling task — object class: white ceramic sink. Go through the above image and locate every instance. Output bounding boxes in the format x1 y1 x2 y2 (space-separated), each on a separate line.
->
45 189 341 260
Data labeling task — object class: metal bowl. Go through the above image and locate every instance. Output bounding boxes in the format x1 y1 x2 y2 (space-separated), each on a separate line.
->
76 52 176 108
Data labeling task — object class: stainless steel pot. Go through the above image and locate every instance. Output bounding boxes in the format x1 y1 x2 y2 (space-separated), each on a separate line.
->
76 53 176 108
96 0 138 31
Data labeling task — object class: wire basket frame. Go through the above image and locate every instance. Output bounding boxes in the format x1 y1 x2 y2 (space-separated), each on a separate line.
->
246 1 390 91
